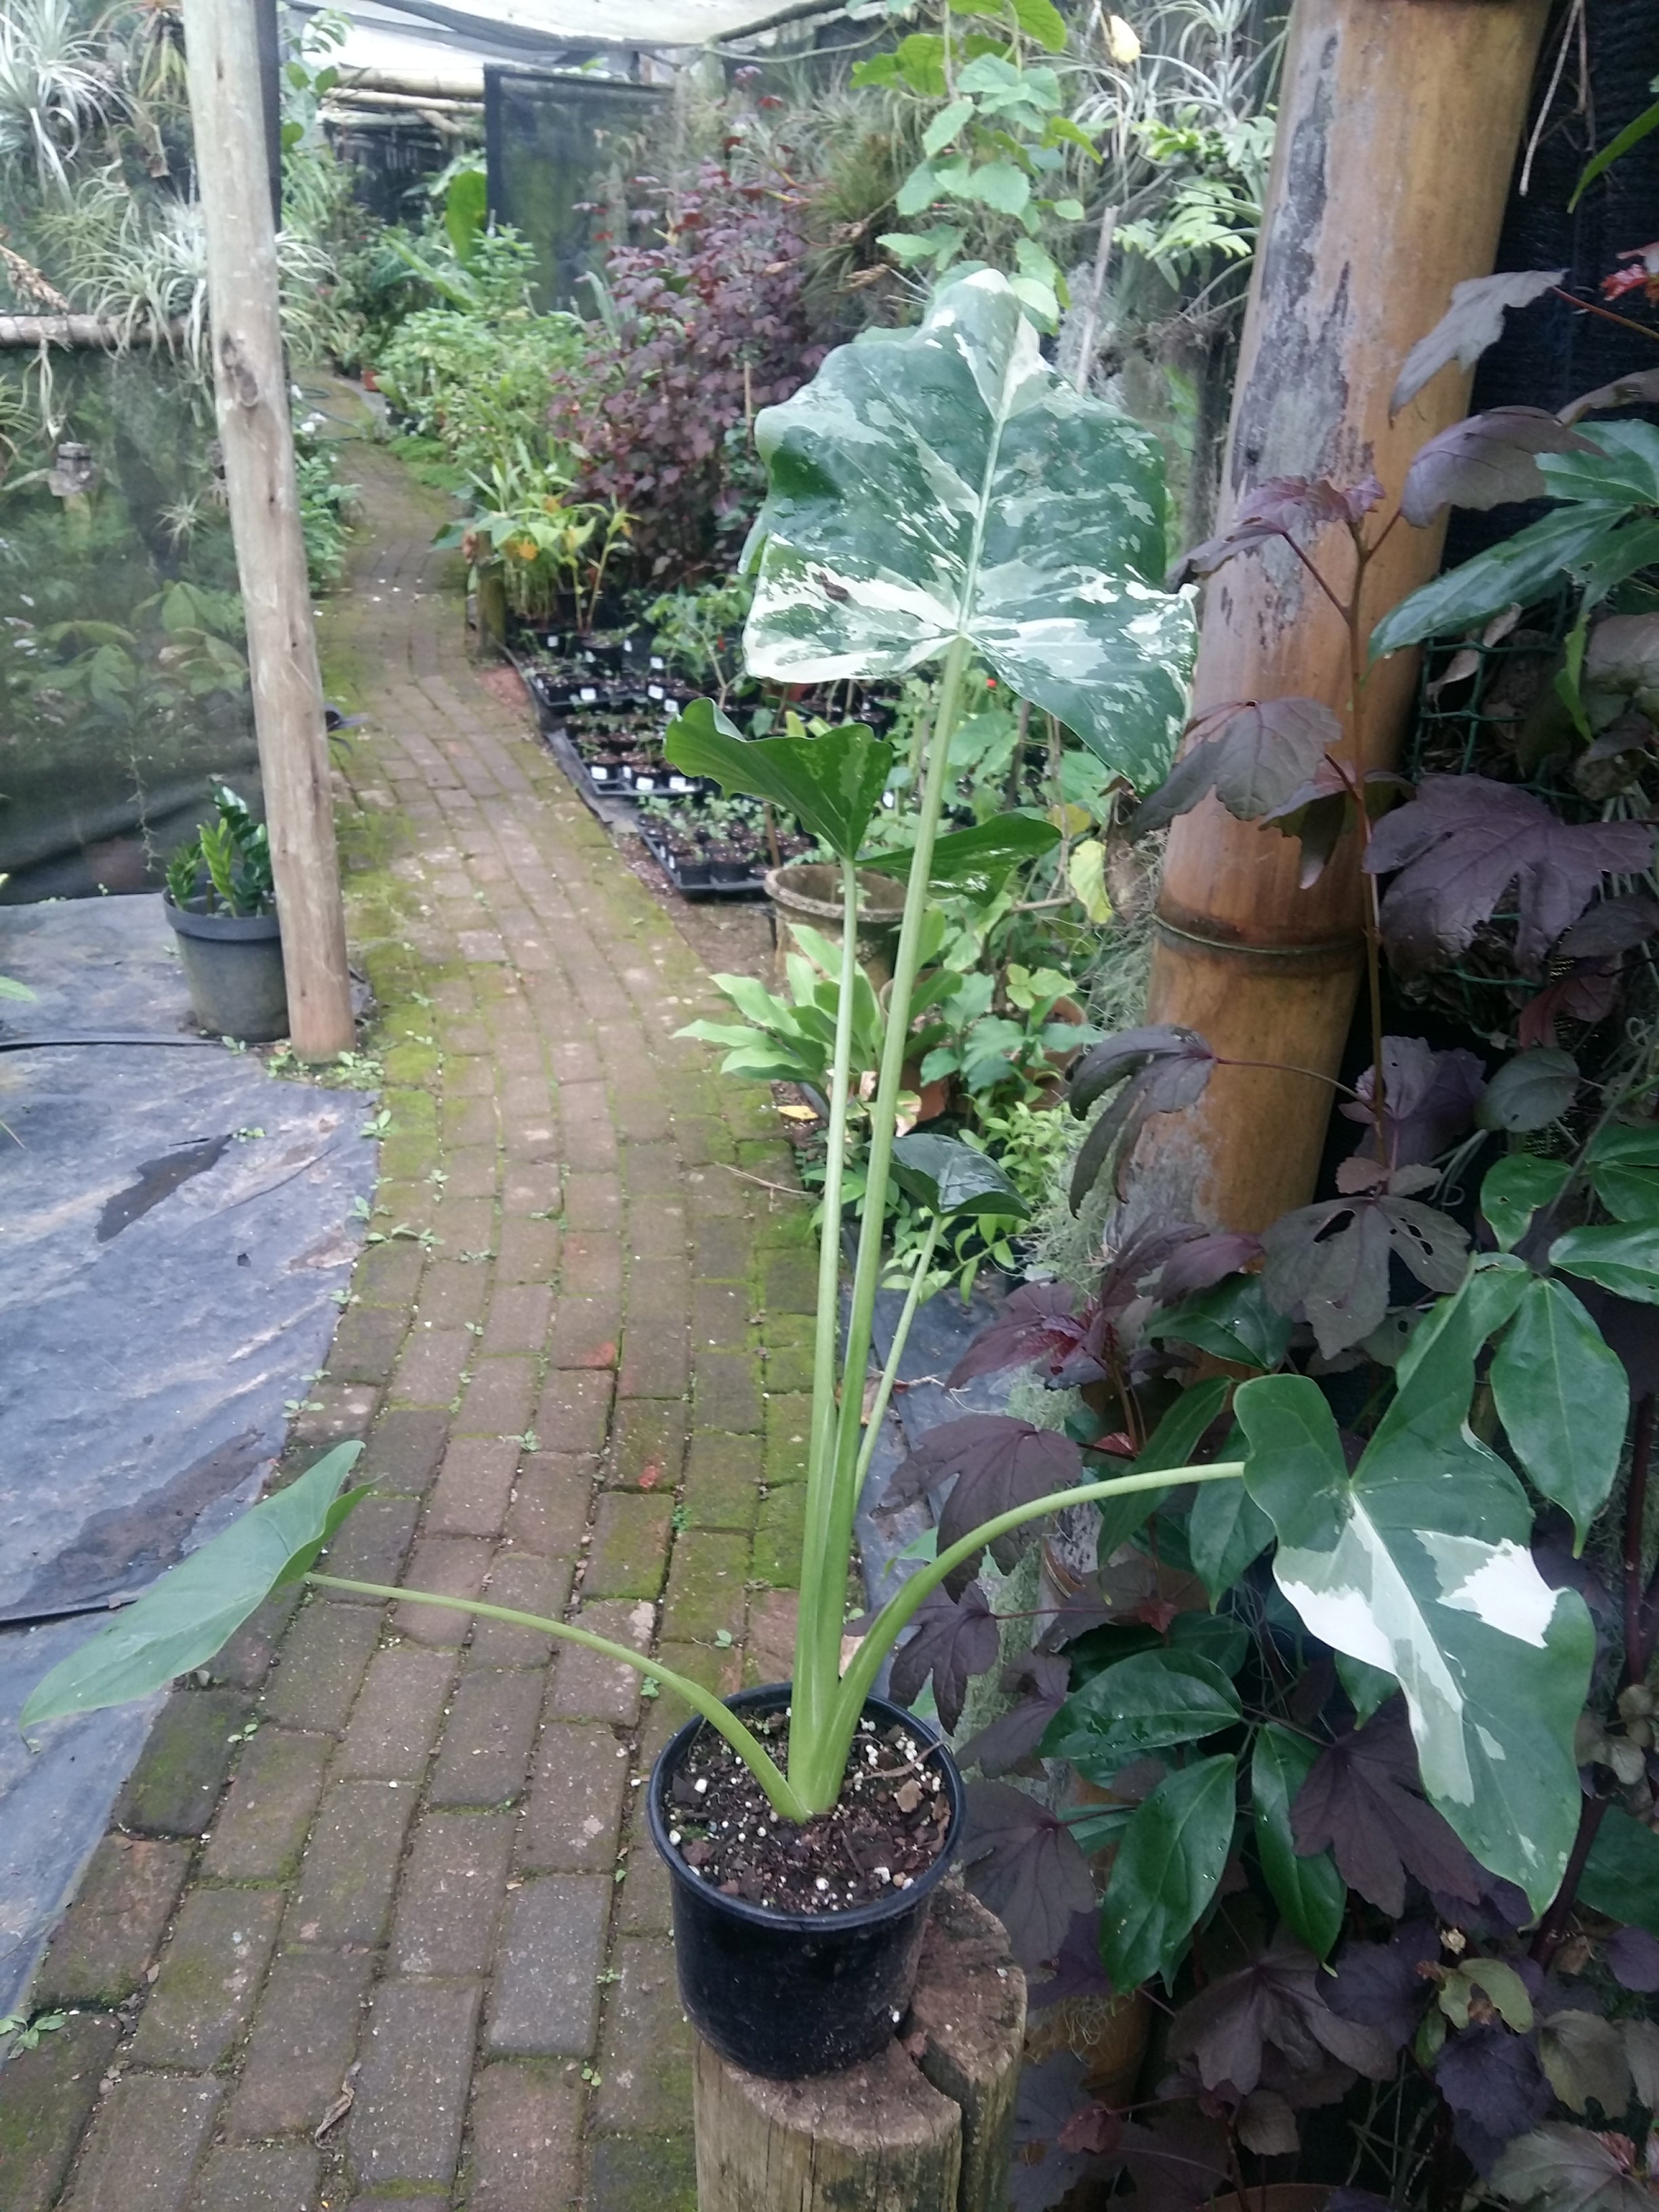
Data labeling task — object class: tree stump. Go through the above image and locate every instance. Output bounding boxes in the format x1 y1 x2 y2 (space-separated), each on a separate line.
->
693 1883 1025 2212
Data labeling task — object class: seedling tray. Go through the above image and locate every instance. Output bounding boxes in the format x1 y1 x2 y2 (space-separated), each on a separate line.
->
638 819 768 899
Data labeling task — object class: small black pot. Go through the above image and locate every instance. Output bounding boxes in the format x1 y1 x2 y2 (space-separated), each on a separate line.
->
648 1683 964 2079
163 899 287 1042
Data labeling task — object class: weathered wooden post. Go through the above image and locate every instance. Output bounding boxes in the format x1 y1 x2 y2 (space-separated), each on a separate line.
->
181 0 355 1060
1131 0 1551 1234
693 1885 1025 2212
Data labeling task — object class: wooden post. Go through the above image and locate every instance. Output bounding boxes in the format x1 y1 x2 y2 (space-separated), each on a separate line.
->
1130 0 1550 1235
182 0 355 1059
693 1885 1025 2212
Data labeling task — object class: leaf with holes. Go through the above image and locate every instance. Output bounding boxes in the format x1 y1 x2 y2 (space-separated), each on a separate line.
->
1236 1291 1595 1912
888 1582 1000 1732
1101 1754 1238 1990
1128 697 1341 835
1362 777 1656 979
1261 1191 1469 1361
1480 1153 1571 1251
1490 1277 1628 1553
745 267 1194 789
1391 270 1566 416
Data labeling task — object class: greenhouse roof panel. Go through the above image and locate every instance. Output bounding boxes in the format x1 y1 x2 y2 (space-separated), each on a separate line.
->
315 0 824 56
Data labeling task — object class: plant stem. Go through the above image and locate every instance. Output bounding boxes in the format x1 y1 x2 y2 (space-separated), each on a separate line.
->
853 1214 943 1496
306 1574 809 1819
1624 1392 1656 1681
794 857 866 1761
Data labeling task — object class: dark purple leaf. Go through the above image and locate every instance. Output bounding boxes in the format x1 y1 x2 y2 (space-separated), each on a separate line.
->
1607 1926 1659 1993
883 1416 1085 1595
1400 409 1595 527
1170 477 1367 585
1097 1218 1214 1321
1237 2089 1300 2156
947 1284 1101 1389
1153 1230 1265 1304
1341 1036 1487 1167
1560 366 1659 426
958 1654 1072 1777
1326 1923 1441 2047
1519 964 1622 1050
1261 1193 1470 1359
888 1582 1000 1732
1490 2124 1656 2212
1128 697 1341 835
1059 2102 1124 2155
1436 2024 1555 2175
1068 1029 1216 1210
1557 894 1659 961
960 1780 1099 1973
1391 270 1566 415
1292 1711 1482 1916
1362 775 1657 979
1258 759 1410 888
1027 1908 1113 2011
1010 2051 1103 2212
1107 2112 1232 2212
1168 1932 1398 2097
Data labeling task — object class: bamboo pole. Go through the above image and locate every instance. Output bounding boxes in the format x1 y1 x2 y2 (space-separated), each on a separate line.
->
1132 0 1551 1235
0 314 182 348
181 0 354 1059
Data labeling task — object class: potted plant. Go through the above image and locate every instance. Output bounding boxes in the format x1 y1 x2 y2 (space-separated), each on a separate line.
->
162 781 288 1043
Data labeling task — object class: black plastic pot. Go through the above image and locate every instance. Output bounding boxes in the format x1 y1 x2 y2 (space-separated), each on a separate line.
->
163 899 287 1042
648 1683 964 2079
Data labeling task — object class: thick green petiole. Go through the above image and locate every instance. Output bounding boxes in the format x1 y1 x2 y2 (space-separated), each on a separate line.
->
853 1214 941 1496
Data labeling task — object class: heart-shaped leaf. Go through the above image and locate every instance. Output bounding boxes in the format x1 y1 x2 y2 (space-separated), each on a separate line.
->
745 268 1195 791
891 1130 1028 1219
22 1444 365 1727
663 699 893 859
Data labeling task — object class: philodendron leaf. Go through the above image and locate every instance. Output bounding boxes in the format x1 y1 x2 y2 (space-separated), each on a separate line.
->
1235 1286 1595 1913
1481 1153 1571 1250
1490 1277 1628 1553
663 699 893 859
744 267 1195 790
1101 1753 1238 1990
1251 1724 1345 1960
22 1445 365 1727
860 813 1060 886
891 1131 1028 1220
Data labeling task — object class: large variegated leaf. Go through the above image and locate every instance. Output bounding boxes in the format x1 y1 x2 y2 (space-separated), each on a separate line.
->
744 268 1196 790
1234 1282 1594 1912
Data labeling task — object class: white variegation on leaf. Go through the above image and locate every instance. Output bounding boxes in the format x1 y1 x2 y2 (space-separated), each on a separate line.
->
743 268 1196 792
1235 1275 1594 1912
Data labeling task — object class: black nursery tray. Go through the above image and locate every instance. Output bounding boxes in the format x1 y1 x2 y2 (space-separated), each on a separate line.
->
637 818 769 900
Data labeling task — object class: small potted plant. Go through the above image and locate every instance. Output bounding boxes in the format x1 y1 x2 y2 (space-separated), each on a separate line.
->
22 273 1232 2083
163 781 287 1042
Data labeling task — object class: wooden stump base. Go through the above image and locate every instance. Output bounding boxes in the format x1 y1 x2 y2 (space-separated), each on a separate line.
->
693 1882 1025 2212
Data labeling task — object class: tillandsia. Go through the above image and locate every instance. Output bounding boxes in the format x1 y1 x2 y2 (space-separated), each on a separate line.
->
20 269 1233 1828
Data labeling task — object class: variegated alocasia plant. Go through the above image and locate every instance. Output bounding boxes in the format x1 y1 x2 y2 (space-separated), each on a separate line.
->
21 268 1221 1828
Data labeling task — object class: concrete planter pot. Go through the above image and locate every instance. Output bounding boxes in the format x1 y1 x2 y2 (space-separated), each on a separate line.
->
164 899 288 1042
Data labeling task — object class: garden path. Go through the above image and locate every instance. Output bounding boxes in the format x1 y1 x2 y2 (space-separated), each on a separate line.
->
0 436 817 2212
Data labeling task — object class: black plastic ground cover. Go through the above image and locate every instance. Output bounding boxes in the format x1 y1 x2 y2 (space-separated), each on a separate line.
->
0 896 377 2013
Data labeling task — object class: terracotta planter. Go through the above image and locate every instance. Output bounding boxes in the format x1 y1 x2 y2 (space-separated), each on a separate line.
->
764 862 906 989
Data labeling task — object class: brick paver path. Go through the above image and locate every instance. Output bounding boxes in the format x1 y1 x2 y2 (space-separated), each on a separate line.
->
0 441 819 2212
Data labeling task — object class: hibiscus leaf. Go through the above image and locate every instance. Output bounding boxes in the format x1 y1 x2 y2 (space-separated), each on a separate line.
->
1435 2026 1554 2175
1400 409 1595 526
1153 1231 1265 1303
1239 1309 1595 1912
1606 1926 1659 1994
1490 2125 1654 2212
1490 1277 1628 1553
1476 1048 1582 1134
1128 697 1341 834
888 1582 1000 1732
1251 1726 1347 1959
1538 2011 1632 2119
883 1415 1084 1593
1290 1709 1479 1917
1340 1038 1488 1168
1391 270 1565 416
1101 1754 1239 1990
958 1652 1071 1776
946 1283 1088 1386
1170 1931 1395 2095
1171 477 1376 587
1067 1027 1216 1208
1261 1193 1469 1361
959 1779 1098 1973
1361 775 1656 979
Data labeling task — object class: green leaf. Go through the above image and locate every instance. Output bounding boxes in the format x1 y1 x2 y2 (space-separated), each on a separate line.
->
1147 1275 1291 1370
1587 1123 1659 1225
1579 1805 1659 1936
966 159 1031 216
1395 1256 1530 1391
1337 1653 1397 1726
1189 1475 1274 1605
1093 1375 1230 1559
1042 1647 1242 1772
860 813 1061 886
20 1446 365 1727
1051 197 1086 222
1551 1220 1659 1305
663 699 893 859
745 268 1195 792
1370 509 1614 660
1235 1284 1595 1914
923 96 977 156
1572 95 1659 207
1101 1755 1238 1989
0 974 35 1000
1481 1153 1572 1250
1475 1048 1580 1134
1007 0 1067 50
891 1132 1029 1219
1251 1725 1345 1959
1490 1277 1627 1553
